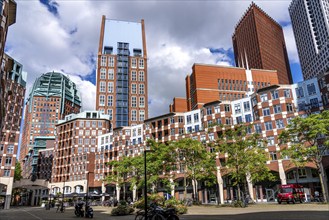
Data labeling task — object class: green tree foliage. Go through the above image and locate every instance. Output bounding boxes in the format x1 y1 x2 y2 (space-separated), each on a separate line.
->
215 124 274 201
14 161 22 181
175 138 217 200
279 110 329 202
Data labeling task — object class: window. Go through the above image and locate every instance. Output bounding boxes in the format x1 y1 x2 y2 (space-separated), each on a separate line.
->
245 114 252 123
296 87 304 98
275 119 284 129
207 107 212 115
234 104 241 114
5 157 12 165
260 94 268 102
224 104 230 112
107 96 113 106
271 90 279 100
179 128 184 135
270 152 277 161
298 168 307 178
194 113 199 122
139 59 144 69
100 68 106 79
99 81 106 92
131 84 137 94
85 139 90 145
139 110 145 121
132 110 137 121
108 56 115 67
274 104 282 114
195 125 200 132
286 103 294 112
101 56 107 66
131 71 137 81
254 124 262 134
4 169 10 177
310 98 319 108
284 89 291 98
139 84 144 94
243 101 250 111
131 58 137 68
208 133 214 141
252 97 257 106
186 115 192 124
263 108 270 116
132 97 137 107
107 109 113 120
170 128 175 136
170 117 175 124
265 122 273 131
108 69 114 80
178 116 184 123
307 83 316 95
99 95 105 106
6 145 14 154
139 71 144 81
139 97 145 107
79 130 84 136
187 126 192 133
287 117 294 125
108 82 114 93
236 116 243 124
225 117 231 125
267 136 275 146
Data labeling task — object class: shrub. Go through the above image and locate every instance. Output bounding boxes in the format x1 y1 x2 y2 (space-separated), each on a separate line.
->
175 204 188 214
111 204 134 216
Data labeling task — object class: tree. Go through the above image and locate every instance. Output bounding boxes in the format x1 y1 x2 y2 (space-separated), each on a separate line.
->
14 161 22 181
279 110 329 202
215 124 274 201
175 138 217 201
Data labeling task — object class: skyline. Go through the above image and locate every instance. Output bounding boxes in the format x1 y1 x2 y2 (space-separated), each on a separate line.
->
6 0 302 118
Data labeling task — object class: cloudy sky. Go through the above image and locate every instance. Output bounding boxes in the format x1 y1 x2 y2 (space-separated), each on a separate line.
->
6 0 302 118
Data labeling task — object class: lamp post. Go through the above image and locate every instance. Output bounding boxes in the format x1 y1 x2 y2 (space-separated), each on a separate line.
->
60 176 66 212
144 148 153 219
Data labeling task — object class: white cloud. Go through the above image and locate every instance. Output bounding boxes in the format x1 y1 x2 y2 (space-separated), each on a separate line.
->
6 0 300 119
283 24 300 64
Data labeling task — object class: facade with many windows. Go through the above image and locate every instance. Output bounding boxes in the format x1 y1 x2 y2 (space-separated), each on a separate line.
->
96 16 148 128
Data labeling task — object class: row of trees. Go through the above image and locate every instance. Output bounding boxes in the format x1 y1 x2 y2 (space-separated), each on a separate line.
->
105 111 329 203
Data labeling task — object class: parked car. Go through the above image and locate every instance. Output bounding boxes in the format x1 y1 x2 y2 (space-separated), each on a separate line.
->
277 184 305 204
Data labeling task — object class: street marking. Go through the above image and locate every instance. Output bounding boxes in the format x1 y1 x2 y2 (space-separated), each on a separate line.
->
22 209 43 220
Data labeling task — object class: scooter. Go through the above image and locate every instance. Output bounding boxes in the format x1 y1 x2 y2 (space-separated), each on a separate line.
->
74 203 84 217
85 205 94 218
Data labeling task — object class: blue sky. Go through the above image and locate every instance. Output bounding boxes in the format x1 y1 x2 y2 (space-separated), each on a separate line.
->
7 0 303 117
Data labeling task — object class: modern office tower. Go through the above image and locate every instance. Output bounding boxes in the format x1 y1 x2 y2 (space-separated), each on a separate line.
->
0 0 17 133
232 2 293 84
96 16 148 128
50 111 111 198
20 72 81 178
0 54 26 210
289 0 329 80
184 64 280 111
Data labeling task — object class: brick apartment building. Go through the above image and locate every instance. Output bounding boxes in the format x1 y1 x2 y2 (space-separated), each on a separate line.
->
232 2 293 84
171 64 280 112
50 111 111 199
96 16 148 128
20 72 81 178
0 54 26 209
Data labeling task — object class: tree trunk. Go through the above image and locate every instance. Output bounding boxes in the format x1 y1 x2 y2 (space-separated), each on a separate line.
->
237 184 241 201
319 162 328 202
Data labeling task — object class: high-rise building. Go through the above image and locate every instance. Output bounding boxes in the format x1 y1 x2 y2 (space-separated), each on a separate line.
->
0 54 26 210
96 16 148 128
232 2 293 84
183 64 280 111
0 0 17 133
289 0 329 80
20 72 81 178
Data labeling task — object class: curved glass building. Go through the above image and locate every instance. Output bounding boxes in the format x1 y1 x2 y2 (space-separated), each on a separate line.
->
20 72 81 178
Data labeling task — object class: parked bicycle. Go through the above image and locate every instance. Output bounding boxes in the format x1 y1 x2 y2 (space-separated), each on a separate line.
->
135 203 179 220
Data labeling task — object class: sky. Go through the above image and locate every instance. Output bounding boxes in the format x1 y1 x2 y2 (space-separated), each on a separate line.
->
6 0 303 118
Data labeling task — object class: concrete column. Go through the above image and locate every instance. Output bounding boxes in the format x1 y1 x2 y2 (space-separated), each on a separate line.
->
278 160 287 185
32 190 36 206
101 182 106 202
132 185 137 202
170 178 175 197
204 188 208 204
216 166 224 204
116 184 120 201
4 195 11 209
246 173 255 201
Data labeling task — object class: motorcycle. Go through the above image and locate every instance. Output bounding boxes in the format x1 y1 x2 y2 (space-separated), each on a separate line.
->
74 203 84 217
85 205 94 218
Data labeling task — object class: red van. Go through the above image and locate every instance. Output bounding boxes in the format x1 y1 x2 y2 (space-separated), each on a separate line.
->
277 184 305 204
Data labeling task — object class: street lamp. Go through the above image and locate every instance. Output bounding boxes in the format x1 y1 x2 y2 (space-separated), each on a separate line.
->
144 147 154 219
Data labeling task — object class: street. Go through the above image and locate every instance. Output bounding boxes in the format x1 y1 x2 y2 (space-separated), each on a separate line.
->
0 203 328 220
